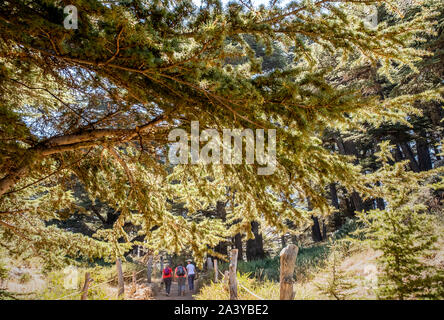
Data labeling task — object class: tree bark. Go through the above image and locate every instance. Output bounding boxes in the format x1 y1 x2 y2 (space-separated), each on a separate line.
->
393 144 404 162
335 135 364 214
329 183 342 229
246 221 266 261
0 116 164 197
311 216 323 242
415 130 432 171
233 233 244 261
214 242 228 256
399 142 420 172
281 235 286 249
350 192 364 212
212 201 229 256
322 219 327 240
375 182 385 210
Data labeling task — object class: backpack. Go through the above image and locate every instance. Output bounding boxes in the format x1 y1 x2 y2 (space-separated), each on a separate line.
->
176 266 185 276
163 268 171 276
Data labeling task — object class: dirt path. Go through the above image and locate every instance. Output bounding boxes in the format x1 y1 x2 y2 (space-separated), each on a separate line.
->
153 280 195 300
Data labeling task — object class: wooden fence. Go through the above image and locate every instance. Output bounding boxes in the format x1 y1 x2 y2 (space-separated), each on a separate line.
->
62 244 299 300
211 244 299 300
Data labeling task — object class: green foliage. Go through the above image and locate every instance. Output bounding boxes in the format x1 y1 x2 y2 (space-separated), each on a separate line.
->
331 219 362 241
0 0 442 270
195 272 280 300
38 269 110 300
314 244 357 300
0 260 8 282
18 272 32 284
357 141 444 300
218 244 329 282
35 259 145 300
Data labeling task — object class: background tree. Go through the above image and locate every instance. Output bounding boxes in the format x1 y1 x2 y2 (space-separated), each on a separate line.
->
357 141 444 300
0 0 442 265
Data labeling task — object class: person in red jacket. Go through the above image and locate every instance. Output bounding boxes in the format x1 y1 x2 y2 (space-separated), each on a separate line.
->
175 262 188 296
162 264 173 296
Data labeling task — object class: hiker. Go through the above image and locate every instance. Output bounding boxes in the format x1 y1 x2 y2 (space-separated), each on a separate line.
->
175 262 187 296
162 264 173 296
186 259 196 292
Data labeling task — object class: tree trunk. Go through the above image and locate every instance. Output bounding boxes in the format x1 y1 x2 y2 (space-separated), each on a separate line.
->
399 142 420 172
375 182 385 210
281 235 286 248
335 135 364 214
329 183 340 209
350 191 364 212
415 130 432 171
246 221 266 261
393 144 404 162
213 200 229 256
329 183 342 229
311 216 323 242
0 116 164 197
233 233 244 261
322 219 327 240
214 241 228 256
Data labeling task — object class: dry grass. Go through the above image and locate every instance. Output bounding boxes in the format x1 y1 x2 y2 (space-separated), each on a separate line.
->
195 243 384 300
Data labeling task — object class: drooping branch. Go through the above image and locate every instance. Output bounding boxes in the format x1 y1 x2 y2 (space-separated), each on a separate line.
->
0 115 165 197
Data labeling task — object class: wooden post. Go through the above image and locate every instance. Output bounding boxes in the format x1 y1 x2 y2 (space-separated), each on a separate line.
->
214 259 218 283
147 255 153 283
116 258 125 299
207 257 213 270
137 246 140 258
229 249 238 300
129 271 137 296
223 271 229 287
81 272 92 300
279 244 298 300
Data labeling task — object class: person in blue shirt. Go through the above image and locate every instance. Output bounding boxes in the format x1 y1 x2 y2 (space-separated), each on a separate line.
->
186 259 196 292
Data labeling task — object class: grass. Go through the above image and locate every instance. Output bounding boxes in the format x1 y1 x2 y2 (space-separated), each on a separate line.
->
217 244 329 282
0 260 8 282
36 259 147 300
215 220 360 283
18 272 32 284
197 243 331 300
196 220 369 300
195 272 326 300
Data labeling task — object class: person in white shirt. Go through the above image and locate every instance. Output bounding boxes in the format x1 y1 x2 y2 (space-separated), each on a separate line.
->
186 259 196 292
